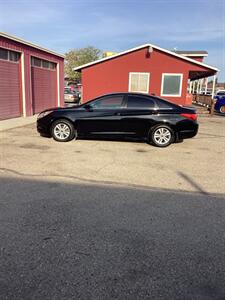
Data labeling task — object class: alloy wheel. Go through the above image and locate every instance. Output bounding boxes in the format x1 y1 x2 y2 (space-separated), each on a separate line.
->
153 127 172 146
53 123 71 140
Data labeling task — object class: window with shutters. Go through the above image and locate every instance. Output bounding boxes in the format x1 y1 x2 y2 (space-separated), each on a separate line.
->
128 72 150 93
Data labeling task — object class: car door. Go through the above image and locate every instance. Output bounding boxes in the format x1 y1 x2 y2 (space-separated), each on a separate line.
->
77 94 125 135
120 94 157 137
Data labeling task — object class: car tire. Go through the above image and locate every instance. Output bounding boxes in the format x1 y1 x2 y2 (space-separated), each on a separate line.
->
149 125 174 147
219 105 225 114
51 119 76 142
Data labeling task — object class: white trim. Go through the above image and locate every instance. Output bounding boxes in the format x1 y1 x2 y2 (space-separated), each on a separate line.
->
73 43 219 72
204 77 208 94
128 72 150 94
160 73 183 97
212 74 217 99
0 32 64 58
21 52 26 117
57 63 61 107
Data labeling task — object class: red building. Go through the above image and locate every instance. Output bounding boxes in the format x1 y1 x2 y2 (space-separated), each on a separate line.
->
0 32 64 120
74 44 218 105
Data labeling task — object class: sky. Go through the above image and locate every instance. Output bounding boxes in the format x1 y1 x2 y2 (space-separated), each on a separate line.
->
0 0 224 80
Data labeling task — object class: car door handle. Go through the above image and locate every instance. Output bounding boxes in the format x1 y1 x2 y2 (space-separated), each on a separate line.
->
114 112 121 116
152 110 158 115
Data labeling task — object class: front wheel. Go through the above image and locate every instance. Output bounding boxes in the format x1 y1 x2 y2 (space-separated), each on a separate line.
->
149 125 174 147
51 119 76 142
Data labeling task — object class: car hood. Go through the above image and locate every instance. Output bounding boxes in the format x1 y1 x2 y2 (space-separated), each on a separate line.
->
43 104 81 113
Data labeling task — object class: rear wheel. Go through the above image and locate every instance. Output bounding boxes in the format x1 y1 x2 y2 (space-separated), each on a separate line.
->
149 125 174 147
219 105 225 114
51 119 76 142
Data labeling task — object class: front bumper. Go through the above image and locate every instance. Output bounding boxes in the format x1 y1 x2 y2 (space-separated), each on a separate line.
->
37 117 52 137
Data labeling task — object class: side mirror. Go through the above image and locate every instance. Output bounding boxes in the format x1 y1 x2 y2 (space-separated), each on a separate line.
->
84 104 93 111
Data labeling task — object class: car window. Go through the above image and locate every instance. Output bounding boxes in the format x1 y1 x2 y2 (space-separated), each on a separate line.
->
217 92 225 95
127 95 155 108
154 98 175 109
91 95 124 109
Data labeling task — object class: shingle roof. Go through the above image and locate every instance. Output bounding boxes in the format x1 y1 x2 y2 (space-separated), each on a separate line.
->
173 50 208 56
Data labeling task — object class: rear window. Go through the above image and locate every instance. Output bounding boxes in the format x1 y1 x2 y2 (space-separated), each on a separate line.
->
127 95 155 108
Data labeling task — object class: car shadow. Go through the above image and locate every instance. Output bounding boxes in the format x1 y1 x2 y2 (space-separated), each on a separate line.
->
1 174 225 299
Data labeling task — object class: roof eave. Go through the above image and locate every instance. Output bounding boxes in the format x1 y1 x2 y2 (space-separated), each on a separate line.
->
0 32 65 58
74 43 219 72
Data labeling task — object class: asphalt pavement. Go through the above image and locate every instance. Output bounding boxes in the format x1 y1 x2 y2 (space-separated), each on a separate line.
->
1 175 225 300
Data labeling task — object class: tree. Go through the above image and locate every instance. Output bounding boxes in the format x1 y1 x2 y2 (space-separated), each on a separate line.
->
64 47 102 82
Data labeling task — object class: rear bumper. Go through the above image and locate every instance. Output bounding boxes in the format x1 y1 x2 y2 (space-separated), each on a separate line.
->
178 123 199 139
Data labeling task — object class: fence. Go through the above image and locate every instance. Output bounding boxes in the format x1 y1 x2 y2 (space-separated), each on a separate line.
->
192 94 215 115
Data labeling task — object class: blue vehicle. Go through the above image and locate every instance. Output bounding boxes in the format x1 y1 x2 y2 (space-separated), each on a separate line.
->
214 91 225 114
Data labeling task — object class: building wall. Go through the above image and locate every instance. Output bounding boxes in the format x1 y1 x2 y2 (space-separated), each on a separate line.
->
0 36 64 117
187 56 204 62
82 47 209 105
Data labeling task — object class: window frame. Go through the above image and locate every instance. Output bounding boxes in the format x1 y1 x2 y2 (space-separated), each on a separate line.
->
31 56 57 70
128 72 150 94
0 47 20 63
160 73 183 97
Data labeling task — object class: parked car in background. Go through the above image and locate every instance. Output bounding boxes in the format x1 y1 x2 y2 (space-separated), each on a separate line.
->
64 90 80 104
215 90 225 98
37 92 198 147
214 94 225 114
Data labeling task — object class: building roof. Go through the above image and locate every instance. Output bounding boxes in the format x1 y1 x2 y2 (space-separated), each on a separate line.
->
0 32 65 58
173 50 208 57
74 43 218 72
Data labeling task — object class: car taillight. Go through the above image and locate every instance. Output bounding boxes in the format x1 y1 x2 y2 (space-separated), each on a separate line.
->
181 113 197 121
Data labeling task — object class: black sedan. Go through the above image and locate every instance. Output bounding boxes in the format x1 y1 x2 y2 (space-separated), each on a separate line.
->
37 93 198 147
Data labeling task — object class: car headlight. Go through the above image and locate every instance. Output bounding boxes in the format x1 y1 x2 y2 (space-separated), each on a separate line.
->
37 110 53 119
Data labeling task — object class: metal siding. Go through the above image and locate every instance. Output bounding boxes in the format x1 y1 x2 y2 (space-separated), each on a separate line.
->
0 60 21 120
0 36 64 117
31 67 57 113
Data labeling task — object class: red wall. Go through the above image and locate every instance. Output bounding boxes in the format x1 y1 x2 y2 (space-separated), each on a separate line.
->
0 36 64 116
187 56 204 62
82 47 210 105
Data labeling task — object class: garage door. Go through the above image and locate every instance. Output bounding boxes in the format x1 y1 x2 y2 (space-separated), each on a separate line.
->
0 48 21 120
31 57 57 114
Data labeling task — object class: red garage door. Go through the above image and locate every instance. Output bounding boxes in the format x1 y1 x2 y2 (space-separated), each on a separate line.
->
0 48 21 120
31 57 57 114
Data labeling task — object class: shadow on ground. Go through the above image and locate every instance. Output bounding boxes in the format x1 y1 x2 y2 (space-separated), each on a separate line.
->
1 176 225 300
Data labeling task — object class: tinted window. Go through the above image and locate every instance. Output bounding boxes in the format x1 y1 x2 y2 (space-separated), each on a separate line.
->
127 96 155 108
155 98 174 109
91 96 124 109
217 91 225 95
0 48 8 60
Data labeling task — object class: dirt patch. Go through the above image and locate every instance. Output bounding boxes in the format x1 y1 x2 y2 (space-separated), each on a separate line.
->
20 143 50 150
136 149 148 153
